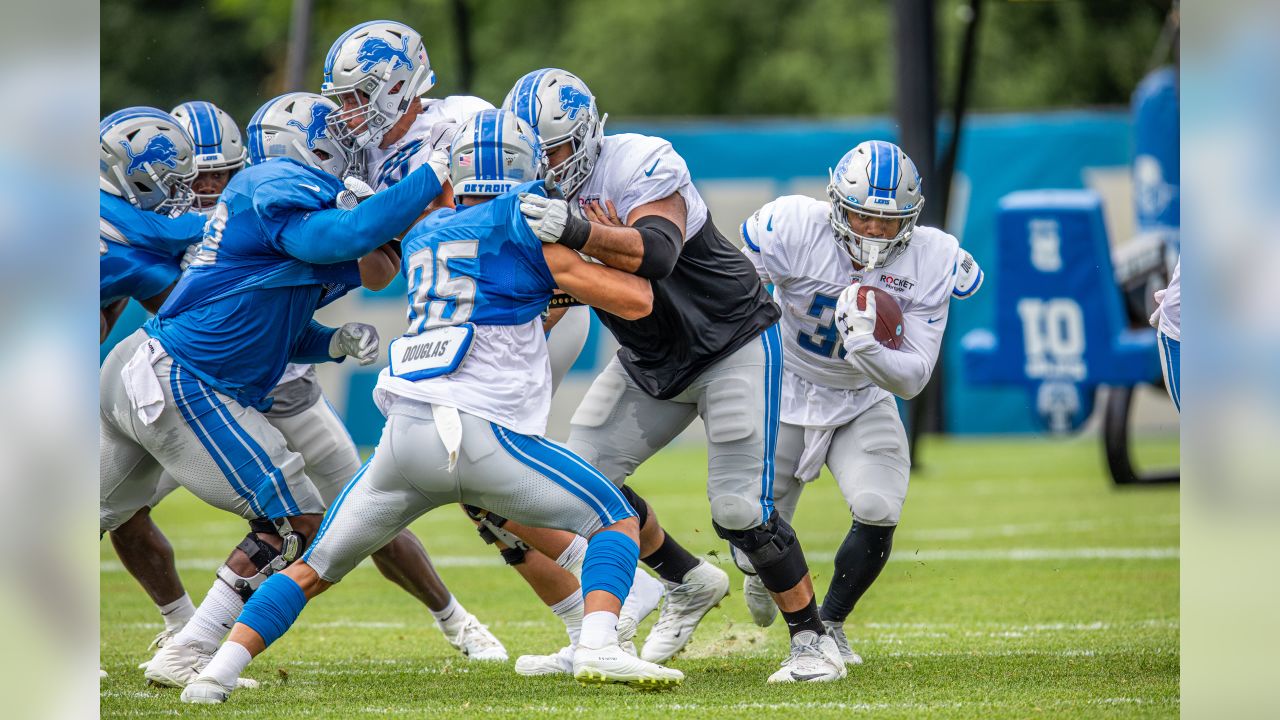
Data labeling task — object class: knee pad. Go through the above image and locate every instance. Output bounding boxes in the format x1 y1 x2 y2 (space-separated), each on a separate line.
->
850 488 901 526
714 512 808 593
710 494 762 532
218 520 308 601
619 484 650 528
463 505 530 564
845 461 906 526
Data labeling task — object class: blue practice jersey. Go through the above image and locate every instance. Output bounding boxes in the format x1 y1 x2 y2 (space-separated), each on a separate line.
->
99 191 205 307
145 158 361 410
400 180 555 334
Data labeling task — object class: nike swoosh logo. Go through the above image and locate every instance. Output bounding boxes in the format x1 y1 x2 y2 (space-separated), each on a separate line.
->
927 317 941 324
791 672 827 681
301 183 322 193
766 215 774 232
644 159 660 176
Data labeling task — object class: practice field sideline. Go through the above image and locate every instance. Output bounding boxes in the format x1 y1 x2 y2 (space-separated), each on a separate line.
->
100 436 1179 719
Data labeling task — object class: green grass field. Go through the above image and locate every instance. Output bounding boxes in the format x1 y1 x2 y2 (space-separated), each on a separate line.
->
100 436 1179 719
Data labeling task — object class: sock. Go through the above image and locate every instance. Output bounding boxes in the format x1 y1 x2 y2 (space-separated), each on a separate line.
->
428 595 468 636
781 596 826 639
201 641 252 688
174 581 244 652
819 522 896 624
157 593 195 633
620 568 664 623
550 589 584 645
640 531 700 584
578 611 619 650
556 535 589 578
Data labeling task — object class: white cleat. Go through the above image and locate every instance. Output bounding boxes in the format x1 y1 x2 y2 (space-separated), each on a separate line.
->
616 614 640 658
574 643 684 688
144 639 213 688
138 628 180 669
743 574 778 627
640 560 729 663
447 614 508 662
823 621 864 665
180 676 233 704
515 645 575 676
766 630 847 683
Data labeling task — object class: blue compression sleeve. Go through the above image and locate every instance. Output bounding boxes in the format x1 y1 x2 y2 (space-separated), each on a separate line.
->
289 319 340 364
279 164 443 264
581 530 640 605
237 574 307 649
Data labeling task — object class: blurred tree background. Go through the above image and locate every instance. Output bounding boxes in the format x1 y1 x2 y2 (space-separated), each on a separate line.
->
101 0 1171 124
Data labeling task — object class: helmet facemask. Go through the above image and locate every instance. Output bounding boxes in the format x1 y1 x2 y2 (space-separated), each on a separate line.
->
827 173 922 271
543 111 605 199
323 68 434 155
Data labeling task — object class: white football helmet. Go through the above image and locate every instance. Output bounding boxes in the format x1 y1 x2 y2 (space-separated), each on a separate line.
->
449 109 546 198
246 93 349 178
827 140 925 270
320 20 435 154
99 107 197 217
170 101 247 210
502 68 605 198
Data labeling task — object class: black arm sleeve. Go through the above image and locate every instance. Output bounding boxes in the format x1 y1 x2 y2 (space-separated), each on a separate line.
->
633 215 683 280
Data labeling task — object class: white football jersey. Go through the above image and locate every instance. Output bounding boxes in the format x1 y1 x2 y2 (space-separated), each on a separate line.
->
742 195 981 428
366 95 494 191
1154 258 1180 341
572 133 709 238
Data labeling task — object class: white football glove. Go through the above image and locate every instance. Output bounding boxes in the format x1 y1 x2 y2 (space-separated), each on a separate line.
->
329 322 380 365
336 176 375 211
519 192 571 244
835 283 877 346
179 242 201 271
426 145 452 186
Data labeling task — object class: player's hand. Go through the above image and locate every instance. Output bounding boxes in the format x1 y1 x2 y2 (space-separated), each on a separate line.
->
1148 288 1167 329
835 283 876 343
179 242 201 271
336 176 375 211
519 192 570 242
426 146 451 186
329 322 380 365
584 199 623 227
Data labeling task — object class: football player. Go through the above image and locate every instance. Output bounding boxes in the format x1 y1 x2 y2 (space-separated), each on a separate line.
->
321 21 666 652
737 141 983 664
488 68 845 683
100 92 448 687
138 99 504 686
182 110 683 703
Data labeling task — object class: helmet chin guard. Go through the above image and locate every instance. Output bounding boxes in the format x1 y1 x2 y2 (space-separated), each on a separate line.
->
827 140 925 270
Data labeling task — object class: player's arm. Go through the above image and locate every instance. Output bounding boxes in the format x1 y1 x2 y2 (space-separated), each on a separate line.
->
278 162 444 265
522 192 687 280
100 298 129 342
738 202 782 286
138 284 176 315
840 293 947 400
358 242 401 290
542 244 653 320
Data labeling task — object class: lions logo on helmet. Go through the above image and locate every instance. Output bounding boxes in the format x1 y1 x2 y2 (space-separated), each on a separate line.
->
100 107 198 217
321 20 436 154
827 141 924 270
246 93 350 179
502 68 606 198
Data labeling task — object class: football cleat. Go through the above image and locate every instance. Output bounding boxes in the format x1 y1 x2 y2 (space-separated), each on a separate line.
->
144 639 213 688
514 645 575 677
640 560 729 663
743 574 778 627
180 676 233 704
574 643 684 688
766 630 847 683
447 614 508 661
138 628 180 669
823 621 864 665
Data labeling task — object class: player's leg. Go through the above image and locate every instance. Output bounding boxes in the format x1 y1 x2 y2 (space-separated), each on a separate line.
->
819 396 910 665
1157 330 1181 412
698 325 844 682
268 384 505 660
567 358 723 662
182 406 446 703
110 503 194 652
733 421 809 628
134 358 327 688
472 421 682 687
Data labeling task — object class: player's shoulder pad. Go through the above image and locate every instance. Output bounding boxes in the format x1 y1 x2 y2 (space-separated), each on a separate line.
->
248 158 338 215
610 133 685 178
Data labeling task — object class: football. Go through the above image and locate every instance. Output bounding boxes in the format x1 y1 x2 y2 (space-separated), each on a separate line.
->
858 285 906 350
